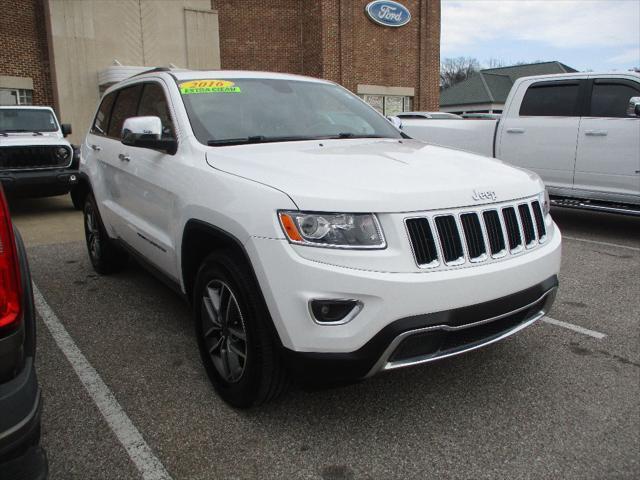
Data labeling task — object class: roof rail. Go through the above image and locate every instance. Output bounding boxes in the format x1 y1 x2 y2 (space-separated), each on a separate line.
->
131 67 175 78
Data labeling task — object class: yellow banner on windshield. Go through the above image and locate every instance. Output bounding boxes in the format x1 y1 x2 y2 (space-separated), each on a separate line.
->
179 80 241 94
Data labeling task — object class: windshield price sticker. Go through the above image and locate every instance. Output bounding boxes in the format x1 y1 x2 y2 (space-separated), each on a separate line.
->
180 80 241 94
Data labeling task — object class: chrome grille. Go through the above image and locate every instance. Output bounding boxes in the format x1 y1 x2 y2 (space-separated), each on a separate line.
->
460 213 486 261
406 197 549 269
405 218 438 267
482 210 506 257
434 215 465 265
518 204 536 247
502 207 523 252
531 201 547 241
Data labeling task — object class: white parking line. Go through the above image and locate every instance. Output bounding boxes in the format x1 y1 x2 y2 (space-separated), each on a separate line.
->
563 235 640 253
33 283 173 480
542 316 607 339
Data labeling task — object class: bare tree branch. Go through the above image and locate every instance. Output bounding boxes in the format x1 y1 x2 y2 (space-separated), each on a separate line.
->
440 57 480 90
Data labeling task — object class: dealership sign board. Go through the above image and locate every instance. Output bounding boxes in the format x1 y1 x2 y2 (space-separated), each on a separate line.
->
365 1 411 27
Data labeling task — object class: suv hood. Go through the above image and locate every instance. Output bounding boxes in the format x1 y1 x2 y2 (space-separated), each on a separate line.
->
206 138 543 212
0 134 68 148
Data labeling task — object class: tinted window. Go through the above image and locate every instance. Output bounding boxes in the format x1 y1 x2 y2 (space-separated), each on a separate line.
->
138 83 175 138
590 82 640 118
519 82 580 116
107 84 143 138
91 92 116 135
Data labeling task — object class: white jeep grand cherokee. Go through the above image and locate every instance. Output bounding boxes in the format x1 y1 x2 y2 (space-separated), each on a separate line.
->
77 69 561 408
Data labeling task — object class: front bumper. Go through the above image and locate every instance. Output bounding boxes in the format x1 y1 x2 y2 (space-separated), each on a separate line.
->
247 226 561 380
0 167 79 197
281 276 557 383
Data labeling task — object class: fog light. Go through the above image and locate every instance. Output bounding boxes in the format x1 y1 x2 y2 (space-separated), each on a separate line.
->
310 299 363 324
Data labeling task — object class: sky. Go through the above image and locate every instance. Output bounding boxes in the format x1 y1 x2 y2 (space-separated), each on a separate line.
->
441 0 640 71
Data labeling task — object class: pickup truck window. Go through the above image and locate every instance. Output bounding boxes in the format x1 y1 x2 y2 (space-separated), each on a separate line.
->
108 84 143 139
180 78 401 146
0 108 58 133
519 82 580 117
91 92 116 136
590 82 640 118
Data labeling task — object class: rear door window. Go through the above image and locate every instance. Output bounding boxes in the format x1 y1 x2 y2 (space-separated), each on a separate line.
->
107 84 143 138
519 82 580 117
589 81 640 118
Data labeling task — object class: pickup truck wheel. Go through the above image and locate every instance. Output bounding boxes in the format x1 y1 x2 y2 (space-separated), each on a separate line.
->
194 252 288 408
83 194 128 274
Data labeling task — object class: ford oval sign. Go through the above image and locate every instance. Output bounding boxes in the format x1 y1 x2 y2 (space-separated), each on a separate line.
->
366 0 411 28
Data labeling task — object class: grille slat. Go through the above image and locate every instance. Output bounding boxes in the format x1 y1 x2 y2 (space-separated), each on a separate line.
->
460 213 486 260
531 201 546 240
502 207 523 251
482 210 506 256
435 216 464 264
518 204 536 245
0 145 71 170
406 218 438 266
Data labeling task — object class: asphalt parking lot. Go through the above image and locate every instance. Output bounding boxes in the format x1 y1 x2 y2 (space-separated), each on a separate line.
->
8 195 640 480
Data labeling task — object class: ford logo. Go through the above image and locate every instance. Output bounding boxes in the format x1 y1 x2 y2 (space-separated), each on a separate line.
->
365 0 411 28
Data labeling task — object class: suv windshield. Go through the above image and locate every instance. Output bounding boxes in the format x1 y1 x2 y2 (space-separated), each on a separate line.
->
0 108 58 133
179 78 402 146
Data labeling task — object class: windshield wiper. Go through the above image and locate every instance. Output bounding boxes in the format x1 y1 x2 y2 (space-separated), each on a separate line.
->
32 131 43 136
331 133 387 139
207 135 317 146
208 135 266 146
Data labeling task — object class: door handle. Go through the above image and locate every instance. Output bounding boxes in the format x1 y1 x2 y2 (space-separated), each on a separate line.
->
90 144 101 151
585 130 608 136
118 153 130 162
506 128 525 134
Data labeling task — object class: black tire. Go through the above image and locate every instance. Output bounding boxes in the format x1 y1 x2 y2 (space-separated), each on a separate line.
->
194 251 288 408
83 193 128 274
70 188 84 210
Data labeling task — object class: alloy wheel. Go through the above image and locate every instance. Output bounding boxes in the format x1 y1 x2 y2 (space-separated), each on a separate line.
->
201 280 248 383
85 205 101 260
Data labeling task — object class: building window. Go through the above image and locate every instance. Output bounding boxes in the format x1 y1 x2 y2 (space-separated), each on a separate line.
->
0 88 33 105
361 94 413 116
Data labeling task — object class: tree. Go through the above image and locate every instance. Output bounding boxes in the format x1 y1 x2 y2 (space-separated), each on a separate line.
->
484 58 505 69
440 57 480 90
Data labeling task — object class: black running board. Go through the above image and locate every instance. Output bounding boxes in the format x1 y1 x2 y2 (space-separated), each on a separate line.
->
551 197 640 217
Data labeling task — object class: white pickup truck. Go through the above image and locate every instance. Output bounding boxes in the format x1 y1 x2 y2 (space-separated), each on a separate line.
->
399 72 640 216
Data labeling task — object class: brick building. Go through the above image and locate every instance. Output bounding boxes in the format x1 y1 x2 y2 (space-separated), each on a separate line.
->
0 0 440 143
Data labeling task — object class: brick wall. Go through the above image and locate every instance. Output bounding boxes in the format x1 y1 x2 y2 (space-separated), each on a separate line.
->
0 0 54 106
213 0 306 74
212 0 440 109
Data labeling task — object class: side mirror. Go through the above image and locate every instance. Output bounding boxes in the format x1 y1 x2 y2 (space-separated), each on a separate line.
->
61 123 72 137
387 116 403 130
121 116 177 155
627 96 640 117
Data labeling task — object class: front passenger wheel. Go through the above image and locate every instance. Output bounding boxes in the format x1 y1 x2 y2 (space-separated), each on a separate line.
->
83 194 128 274
194 251 288 408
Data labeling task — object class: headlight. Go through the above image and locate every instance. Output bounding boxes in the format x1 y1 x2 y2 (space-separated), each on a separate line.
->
540 189 551 216
278 211 385 249
55 146 70 161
